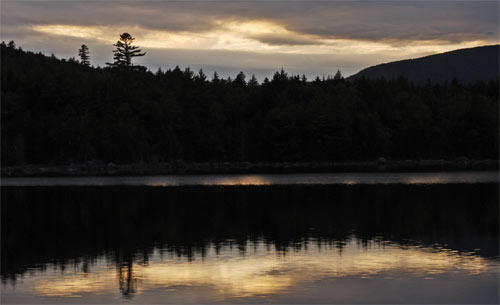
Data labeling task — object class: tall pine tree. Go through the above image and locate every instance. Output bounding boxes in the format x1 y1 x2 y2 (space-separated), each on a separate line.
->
107 33 146 69
78 44 90 66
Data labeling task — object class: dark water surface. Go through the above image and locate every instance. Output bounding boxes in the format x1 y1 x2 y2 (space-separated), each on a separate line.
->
1 173 498 304
2 171 498 186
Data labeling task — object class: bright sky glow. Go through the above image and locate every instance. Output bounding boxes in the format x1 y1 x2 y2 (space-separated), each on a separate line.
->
31 23 487 56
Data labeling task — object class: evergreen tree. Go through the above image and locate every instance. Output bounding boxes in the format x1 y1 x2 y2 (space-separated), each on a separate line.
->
334 69 343 80
234 71 246 86
248 75 259 87
78 44 90 66
212 72 220 83
2 43 499 165
194 69 207 83
273 68 288 82
107 33 146 68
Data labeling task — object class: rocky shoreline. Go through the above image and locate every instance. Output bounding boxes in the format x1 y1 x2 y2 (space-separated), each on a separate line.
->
1 158 498 177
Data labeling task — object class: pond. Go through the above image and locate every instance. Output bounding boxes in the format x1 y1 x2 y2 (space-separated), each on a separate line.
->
1 172 498 303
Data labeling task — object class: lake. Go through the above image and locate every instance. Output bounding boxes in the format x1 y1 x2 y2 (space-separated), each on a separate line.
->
1 172 498 304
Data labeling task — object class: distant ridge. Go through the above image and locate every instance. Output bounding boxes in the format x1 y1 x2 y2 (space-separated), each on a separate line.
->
348 45 499 84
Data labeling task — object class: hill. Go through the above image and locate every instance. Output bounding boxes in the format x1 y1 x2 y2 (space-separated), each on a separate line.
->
349 45 499 84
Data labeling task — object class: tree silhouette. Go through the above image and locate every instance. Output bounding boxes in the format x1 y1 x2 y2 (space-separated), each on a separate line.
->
234 71 246 86
78 44 90 66
107 33 146 68
1 43 499 165
248 74 258 87
334 69 343 80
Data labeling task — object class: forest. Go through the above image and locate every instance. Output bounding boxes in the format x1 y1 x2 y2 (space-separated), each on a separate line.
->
1 42 499 165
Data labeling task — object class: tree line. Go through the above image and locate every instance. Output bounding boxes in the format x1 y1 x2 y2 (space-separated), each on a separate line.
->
1 39 498 165
76 33 146 69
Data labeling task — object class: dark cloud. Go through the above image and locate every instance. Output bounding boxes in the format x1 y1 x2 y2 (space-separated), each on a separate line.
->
271 2 499 44
249 33 318 46
2 1 498 44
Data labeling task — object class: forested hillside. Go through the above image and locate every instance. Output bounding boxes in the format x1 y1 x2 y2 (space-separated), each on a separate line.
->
1 43 498 165
349 45 499 84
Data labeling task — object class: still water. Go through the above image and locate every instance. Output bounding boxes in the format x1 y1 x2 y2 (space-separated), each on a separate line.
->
1 171 498 186
1 172 499 304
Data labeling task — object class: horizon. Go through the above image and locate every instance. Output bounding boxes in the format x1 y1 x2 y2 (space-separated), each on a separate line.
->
2 1 498 80
5 40 499 82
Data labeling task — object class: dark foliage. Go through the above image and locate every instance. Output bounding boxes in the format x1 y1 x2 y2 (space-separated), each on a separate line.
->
1 43 498 165
106 33 145 69
78 44 90 67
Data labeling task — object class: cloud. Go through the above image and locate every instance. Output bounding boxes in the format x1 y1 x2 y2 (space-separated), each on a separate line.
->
249 33 319 46
2 1 498 44
1 1 497 79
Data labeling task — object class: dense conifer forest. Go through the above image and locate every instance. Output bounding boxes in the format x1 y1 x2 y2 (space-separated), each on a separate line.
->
1 42 498 165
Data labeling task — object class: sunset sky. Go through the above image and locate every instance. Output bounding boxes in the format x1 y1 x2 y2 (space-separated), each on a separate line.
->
2 1 498 80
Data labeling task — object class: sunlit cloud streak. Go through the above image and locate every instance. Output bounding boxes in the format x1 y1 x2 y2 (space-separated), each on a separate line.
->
1 1 498 79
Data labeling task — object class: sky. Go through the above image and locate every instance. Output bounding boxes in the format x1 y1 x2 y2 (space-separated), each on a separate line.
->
1 0 498 80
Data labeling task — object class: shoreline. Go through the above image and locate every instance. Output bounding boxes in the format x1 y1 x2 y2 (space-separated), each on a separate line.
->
2 159 498 177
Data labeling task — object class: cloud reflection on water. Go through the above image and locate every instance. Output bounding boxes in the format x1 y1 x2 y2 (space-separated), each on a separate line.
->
23 239 497 299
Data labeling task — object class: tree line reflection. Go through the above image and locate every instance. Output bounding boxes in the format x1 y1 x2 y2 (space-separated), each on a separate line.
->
2 184 498 297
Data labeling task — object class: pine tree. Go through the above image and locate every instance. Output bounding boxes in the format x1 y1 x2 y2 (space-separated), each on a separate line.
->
248 74 259 87
212 71 220 83
334 69 343 80
194 69 207 83
78 44 90 66
107 33 146 68
234 71 246 86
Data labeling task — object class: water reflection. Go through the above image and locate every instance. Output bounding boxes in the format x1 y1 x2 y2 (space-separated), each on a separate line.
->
1 183 498 303
5 240 498 302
